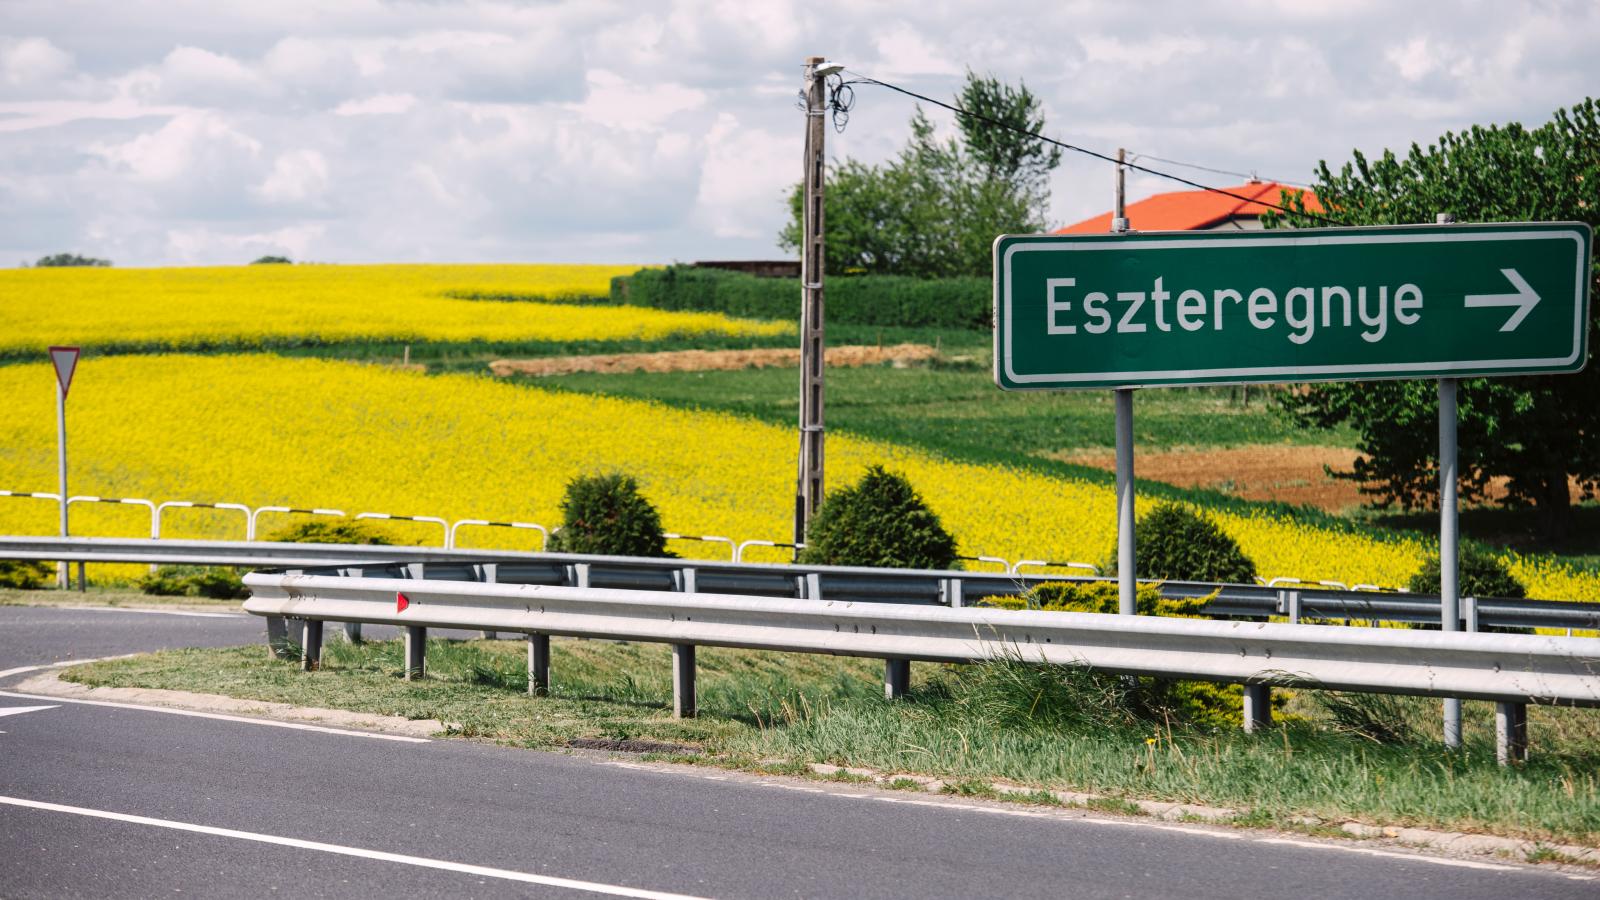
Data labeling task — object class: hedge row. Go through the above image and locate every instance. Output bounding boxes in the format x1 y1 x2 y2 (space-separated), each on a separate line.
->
609 266 992 330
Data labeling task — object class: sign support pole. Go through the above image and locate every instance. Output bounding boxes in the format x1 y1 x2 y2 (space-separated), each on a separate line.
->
1111 148 1136 615
1440 376 1461 747
1434 212 1463 749
55 375 69 590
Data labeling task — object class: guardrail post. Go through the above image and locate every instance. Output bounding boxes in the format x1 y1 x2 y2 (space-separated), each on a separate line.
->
884 659 911 700
1241 683 1272 733
481 563 499 641
76 561 86 592
265 616 295 659
1495 701 1527 765
672 643 696 718
405 626 427 680
1286 590 1302 624
942 577 963 608
301 620 324 671
528 633 550 697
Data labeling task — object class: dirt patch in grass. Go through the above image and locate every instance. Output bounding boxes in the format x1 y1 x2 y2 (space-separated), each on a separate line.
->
1051 445 1367 512
489 343 939 377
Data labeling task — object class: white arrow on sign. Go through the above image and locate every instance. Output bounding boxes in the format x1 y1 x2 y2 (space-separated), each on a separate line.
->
1464 268 1540 332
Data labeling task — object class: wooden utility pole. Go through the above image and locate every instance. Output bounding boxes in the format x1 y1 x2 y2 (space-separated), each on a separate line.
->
795 56 829 547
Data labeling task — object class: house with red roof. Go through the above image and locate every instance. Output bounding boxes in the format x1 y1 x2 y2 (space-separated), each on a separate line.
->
1057 181 1322 234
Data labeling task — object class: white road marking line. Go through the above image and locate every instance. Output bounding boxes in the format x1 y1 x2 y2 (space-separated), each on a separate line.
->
53 605 246 619
0 690 429 744
0 655 136 680
0 704 58 719
1256 838 1517 871
0 795 709 900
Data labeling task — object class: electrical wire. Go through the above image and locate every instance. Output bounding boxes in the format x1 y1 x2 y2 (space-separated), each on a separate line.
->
840 69 1341 225
1126 152 1313 190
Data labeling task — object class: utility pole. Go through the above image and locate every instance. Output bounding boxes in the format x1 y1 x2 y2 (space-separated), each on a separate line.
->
794 56 834 548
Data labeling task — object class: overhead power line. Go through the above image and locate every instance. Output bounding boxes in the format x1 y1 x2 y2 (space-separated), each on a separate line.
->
1126 152 1313 190
841 69 1342 225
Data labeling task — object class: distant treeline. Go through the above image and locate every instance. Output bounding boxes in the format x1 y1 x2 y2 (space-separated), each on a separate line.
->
609 266 991 330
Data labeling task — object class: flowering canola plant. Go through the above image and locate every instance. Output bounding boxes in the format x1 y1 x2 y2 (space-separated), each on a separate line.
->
0 264 787 355
0 355 1592 603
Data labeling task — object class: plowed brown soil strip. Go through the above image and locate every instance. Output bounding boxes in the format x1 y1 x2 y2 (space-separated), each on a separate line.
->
1052 445 1584 512
1051 445 1368 511
488 343 939 377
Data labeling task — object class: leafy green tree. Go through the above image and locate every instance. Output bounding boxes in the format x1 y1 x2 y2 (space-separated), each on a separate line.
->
1407 544 1527 599
798 465 958 569
35 253 110 267
251 255 292 264
1120 503 1257 584
546 472 673 558
779 71 1060 278
1264 98 1600 536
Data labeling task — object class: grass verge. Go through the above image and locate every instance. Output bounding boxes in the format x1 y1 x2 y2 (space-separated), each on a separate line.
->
62 637 1600 847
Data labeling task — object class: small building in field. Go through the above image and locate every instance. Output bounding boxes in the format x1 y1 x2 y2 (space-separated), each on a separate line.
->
1057 181 1322 234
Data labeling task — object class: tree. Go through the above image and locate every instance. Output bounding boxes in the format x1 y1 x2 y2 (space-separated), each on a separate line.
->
779 71 1061 278
35 253 110 267
1263 98 1600 537
251 255 292 264
797 466 958 569
546 472 673 558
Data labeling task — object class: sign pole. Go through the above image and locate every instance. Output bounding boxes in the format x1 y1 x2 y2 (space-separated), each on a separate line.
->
55 378 69 589
48 346 80 591
1112 148 1136 615
1440 375 1462 747
1436 212 1462 749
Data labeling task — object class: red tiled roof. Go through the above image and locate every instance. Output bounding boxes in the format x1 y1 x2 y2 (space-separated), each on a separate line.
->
1057 181 1323 233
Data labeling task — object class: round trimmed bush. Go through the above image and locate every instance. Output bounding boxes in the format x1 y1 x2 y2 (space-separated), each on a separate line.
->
1123 502 1256 584
797 466 958 569
1408 544 1526 598
264 518 392 545
546 472 673 558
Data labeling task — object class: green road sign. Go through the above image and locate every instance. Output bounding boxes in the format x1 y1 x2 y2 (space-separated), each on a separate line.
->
994 223 1592 390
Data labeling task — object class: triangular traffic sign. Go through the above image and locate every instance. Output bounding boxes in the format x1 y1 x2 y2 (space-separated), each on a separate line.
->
49 346 80 398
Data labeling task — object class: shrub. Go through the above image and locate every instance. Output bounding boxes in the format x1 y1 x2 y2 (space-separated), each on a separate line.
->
1407 544 1527 598
1121 502 1257 584
138 565 248 599
610 266 992 330
263 518 393 545
0 560 53 589
546 472 673 557
251 255 292 264
977 582 1264 729
798 466 958 569
979 580 1202 617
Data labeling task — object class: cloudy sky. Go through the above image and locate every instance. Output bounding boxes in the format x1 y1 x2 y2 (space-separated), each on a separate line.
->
2 0 1596 267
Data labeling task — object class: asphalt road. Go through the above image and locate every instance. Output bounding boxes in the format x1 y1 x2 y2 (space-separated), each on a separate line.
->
0 604 1593 899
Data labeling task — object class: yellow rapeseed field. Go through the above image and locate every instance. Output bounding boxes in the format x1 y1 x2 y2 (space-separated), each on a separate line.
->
0 264 787 354
1 354 1594 602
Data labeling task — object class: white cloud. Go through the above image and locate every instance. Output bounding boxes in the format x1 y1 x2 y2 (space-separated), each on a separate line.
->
256 149 329 204
1 0 1597 265
88 111 261 182
1 36 73 86
333 93 416 116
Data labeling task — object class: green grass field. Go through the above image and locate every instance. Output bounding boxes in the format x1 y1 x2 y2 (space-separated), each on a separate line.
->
64 637 1600 848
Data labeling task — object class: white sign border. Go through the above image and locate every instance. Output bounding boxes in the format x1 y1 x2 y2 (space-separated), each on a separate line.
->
997 226 1591 389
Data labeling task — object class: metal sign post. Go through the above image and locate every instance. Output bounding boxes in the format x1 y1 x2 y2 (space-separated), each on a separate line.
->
49 346 80 590
1110 149 1136 616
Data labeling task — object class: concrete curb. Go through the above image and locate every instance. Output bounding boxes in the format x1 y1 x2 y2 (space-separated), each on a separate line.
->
16 670 446 739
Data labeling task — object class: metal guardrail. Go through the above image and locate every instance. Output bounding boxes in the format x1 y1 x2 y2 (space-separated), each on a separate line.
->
5 536 1600 633
243 571 1600 763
